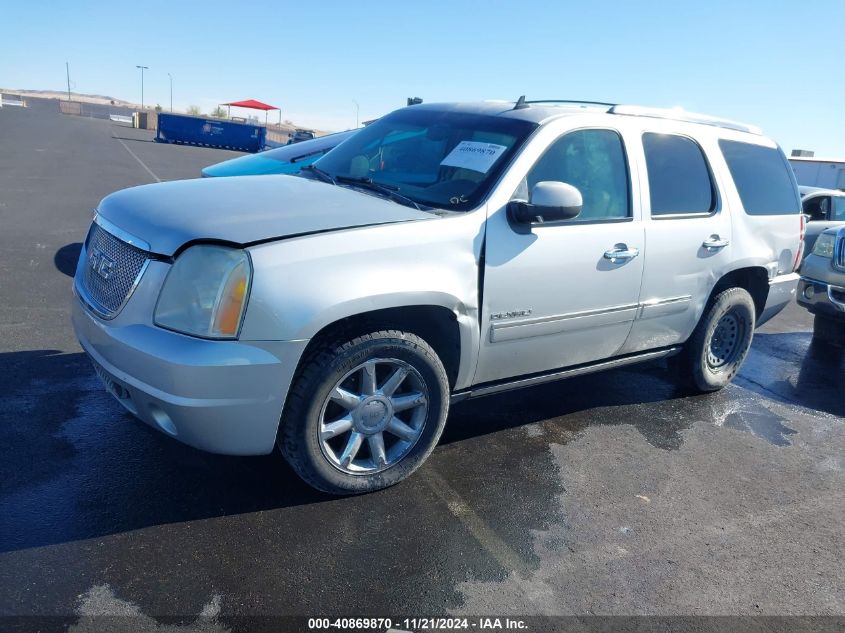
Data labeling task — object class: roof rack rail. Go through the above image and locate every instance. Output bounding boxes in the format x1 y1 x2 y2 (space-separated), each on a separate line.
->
512 96 616 111
526 99 617 108
608 105 763 135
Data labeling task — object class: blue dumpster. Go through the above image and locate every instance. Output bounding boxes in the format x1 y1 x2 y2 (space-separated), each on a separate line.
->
156 113 266 152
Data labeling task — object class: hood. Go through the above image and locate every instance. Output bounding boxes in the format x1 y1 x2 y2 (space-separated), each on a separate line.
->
96 175 434 255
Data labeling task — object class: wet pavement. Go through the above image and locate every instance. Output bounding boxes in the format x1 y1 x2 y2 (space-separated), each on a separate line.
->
0 99 843 625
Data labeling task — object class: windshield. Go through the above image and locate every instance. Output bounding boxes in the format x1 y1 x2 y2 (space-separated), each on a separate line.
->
310 108 536 211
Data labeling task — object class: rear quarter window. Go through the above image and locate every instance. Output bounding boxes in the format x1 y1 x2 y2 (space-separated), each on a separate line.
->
719 140 800 215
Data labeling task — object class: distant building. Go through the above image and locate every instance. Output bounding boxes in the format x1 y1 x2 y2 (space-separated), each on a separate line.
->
789 155 845 190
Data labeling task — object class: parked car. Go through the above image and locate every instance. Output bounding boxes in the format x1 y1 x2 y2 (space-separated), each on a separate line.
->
797 226 845 345
73 99 802 494
201 130 356 178
287 128 316 144
799 186 845 256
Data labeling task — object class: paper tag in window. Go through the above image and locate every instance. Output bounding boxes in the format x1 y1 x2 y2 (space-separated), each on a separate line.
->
440 141 507 173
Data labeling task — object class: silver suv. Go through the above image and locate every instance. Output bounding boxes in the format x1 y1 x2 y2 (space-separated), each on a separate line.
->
73 99 803 494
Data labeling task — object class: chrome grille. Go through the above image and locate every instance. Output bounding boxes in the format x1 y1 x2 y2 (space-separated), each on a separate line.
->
836 236 845 271
80 222 149 317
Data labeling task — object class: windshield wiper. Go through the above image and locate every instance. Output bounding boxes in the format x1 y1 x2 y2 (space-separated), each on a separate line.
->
334 175 430 211
301 164 336 184
290 148 331 164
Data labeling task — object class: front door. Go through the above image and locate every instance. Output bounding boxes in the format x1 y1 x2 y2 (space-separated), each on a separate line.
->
475 127 645 385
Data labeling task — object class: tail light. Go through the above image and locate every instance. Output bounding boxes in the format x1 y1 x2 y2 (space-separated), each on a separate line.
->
792 214 806 272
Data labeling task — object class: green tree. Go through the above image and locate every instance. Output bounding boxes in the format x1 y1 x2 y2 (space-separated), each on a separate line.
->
186 105 202 116
210 106 227 118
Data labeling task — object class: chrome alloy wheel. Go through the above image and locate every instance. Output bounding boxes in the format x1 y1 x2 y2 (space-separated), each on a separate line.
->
707 310 747 369
318 358 429 475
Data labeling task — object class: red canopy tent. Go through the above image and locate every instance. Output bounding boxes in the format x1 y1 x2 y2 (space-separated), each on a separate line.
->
221 99 280 125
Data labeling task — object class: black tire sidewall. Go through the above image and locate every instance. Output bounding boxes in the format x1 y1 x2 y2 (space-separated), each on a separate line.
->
282 332 449 494
689 288 756 392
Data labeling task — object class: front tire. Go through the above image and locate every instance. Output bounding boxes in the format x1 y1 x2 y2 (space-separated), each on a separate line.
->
677 287 756 393
279 330 450 495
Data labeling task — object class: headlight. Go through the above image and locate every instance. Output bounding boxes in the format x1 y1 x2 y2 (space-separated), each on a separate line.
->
154 245 251 339
812 233 836 259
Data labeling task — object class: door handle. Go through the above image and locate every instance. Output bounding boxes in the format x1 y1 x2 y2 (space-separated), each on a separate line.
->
702 235 730 250
603 245 640 263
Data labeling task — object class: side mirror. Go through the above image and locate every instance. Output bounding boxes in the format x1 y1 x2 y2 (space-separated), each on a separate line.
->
507 181 583 224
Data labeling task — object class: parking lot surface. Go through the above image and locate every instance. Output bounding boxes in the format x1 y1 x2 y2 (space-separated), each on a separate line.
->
0 100 843 625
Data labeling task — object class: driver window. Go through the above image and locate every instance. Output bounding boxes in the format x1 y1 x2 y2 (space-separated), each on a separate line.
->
802 196 830 222
519 129 630 220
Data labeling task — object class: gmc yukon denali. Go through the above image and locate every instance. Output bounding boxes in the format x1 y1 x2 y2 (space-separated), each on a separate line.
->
73 99 803 494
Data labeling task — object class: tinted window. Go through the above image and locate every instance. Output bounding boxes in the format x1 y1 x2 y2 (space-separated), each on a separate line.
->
313 109 536 211
522 129 630 220
833 197 845 221
643 133 715 215
719 140 800 215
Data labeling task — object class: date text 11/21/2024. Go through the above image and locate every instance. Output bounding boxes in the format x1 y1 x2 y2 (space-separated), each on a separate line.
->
307 617 529 631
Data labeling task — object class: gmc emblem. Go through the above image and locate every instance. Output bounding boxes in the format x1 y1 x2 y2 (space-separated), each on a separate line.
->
88 247 115 280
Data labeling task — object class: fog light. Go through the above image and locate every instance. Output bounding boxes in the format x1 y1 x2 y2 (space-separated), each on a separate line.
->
804 285 815 300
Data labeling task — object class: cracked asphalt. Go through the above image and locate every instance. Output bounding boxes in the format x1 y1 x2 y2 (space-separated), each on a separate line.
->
0 98 843 629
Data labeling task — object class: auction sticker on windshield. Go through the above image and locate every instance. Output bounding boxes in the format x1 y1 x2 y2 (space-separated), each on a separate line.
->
440 141 507 173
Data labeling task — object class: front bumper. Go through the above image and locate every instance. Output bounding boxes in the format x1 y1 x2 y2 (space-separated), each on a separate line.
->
757 272 800 327
797 276 845 321
72 297 308 455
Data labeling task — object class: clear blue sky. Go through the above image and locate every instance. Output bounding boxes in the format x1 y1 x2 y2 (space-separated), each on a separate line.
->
2 0 844 155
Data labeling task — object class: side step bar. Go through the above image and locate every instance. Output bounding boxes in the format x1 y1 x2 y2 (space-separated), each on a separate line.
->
451 346 681 403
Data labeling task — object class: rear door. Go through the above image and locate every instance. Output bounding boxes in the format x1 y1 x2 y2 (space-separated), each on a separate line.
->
620 127 733 354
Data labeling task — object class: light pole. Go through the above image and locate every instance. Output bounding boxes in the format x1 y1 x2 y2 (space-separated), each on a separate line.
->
167 73 173 112
352 99 359 128
136 65 148 110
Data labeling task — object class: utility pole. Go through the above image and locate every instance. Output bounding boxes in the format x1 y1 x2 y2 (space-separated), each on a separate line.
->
352 99 359 128
66 62 71 101
136 65 149 109
167 73 173 112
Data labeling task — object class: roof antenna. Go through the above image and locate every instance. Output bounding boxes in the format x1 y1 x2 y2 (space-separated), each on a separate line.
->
513 95 528 110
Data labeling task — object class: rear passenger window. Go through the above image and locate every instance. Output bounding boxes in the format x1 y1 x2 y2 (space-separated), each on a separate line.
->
719 140 801 215
523 129 630 220
643 133 716 215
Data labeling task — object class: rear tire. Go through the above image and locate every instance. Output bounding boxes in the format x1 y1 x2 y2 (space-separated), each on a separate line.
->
279 330 450 495
812 314 845 347
677 287 756 393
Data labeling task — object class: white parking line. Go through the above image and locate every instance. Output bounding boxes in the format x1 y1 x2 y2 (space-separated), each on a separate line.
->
421 467 559 614
421 467 525 574
112 129 161 183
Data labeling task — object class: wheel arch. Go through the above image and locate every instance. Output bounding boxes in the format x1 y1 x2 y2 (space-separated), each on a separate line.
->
298 303 473 391
708 266 769 320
